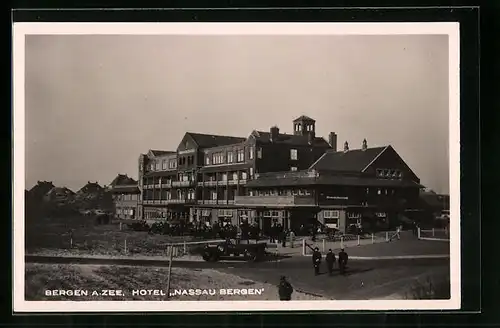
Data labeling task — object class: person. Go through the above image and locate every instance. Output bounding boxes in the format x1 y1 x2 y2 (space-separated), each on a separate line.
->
338 248 348 275
325 249 336 276
312 247 322 275
281 229 287 247
278 276 293 301
289 230 296 248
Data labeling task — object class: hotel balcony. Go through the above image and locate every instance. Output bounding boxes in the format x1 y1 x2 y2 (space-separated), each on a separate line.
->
142 199 196 205
171 181 195 187
234 195 316 207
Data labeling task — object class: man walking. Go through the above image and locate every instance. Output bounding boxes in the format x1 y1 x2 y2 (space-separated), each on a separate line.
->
325 249 336 276
312 247 322 276
278 276 294 301
338 248 349 275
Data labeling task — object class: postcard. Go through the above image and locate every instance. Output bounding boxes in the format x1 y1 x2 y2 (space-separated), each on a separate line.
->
12 22 460 312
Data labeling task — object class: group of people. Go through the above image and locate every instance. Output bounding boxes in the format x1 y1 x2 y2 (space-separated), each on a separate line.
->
312 247 349 276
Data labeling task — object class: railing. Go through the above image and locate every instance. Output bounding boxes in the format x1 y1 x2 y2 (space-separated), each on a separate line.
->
228 180 238 185
204 181 217 187
171 181 194 187
234 195 316 206
227 200 235 205
418 228 449 241
217 180 228 186
238 179 247 185
160 183 172 188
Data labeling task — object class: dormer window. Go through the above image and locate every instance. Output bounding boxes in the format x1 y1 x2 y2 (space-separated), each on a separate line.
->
376 169 383 177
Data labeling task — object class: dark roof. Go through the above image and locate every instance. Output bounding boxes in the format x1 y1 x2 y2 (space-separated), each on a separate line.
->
109 174 137 187
253 131 330 147
246 174 423 188
78 182 104 194
310 146 388 172
150 150 176 157
46 187 75 195
187 132 246 148
293 115 315 122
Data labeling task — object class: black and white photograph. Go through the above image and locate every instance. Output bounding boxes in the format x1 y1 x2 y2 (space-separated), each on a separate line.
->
13 22 460 312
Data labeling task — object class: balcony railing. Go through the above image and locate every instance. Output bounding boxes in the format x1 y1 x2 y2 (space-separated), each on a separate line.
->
228 180 238 185
234 195 316 207
160 183 172 188
142 199 198 205
217 180 228 186
172 181 194 187
204 181 218 187
238 179 247 185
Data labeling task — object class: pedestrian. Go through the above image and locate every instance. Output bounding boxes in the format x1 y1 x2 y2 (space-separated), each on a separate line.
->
281 229 287 247
325 249 336 276
278 276 293 301
312 247 322 275
289 230 296 248
338 248 348 275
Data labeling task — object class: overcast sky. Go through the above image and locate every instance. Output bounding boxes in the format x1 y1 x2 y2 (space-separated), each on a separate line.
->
24 34 450 193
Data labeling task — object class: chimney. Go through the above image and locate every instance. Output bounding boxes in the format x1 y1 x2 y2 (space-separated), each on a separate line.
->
344 141 349 152
362 138 367 151
307 131 316 145
270 126 279 142
328 132 337 151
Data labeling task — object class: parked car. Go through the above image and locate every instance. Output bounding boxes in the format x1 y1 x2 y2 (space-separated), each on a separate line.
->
202 239 267 262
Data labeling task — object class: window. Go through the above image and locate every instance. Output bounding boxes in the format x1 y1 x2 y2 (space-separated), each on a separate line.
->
241 171 247 180
162 160 167 170
397 171 403 179
290 166 298 172
376 169 383 177
232 172 238 181
377 189 382 195
366 188 370 194
348 212 361 219
324 210 340 219
237 149 245 162
290 149 298 160
257 148 262 159
221 173 227 181
150 163 155 171
205 155 210 165
211 191 217 200
227 151 234 163
249 167 254 177
187 189 195 200
218 209 233 217
376 212 387 218
249 147 254 160
169 159 177 169
155 162 160 170
384 169 390 177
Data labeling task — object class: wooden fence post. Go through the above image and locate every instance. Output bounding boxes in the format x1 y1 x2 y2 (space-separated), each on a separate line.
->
166 245 174 299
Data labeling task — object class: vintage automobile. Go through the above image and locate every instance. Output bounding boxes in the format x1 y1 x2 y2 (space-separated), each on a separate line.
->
202 238 267 262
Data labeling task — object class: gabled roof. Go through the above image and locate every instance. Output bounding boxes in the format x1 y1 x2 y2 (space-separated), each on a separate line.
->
78 182 104 194
149 150 176 157
252 131 331 147
186 132 246 149
293 115 315 122
46 187 75 196
309 146 388 172
109 174 137 187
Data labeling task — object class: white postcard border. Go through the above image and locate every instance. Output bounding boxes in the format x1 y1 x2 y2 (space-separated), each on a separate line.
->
12 22 461 313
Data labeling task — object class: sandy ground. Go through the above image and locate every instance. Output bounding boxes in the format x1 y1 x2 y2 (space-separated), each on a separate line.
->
25 263 325 301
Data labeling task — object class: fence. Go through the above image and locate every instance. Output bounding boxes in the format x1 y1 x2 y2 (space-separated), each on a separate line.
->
301 230 402 256
417 228 449 241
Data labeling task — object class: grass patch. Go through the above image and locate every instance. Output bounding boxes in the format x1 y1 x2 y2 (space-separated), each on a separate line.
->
405 275 451 300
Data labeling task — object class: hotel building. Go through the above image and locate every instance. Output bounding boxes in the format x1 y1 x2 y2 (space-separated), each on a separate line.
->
133 115 423 233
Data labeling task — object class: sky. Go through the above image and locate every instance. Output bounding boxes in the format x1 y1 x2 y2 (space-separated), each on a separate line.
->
24 33 450 194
